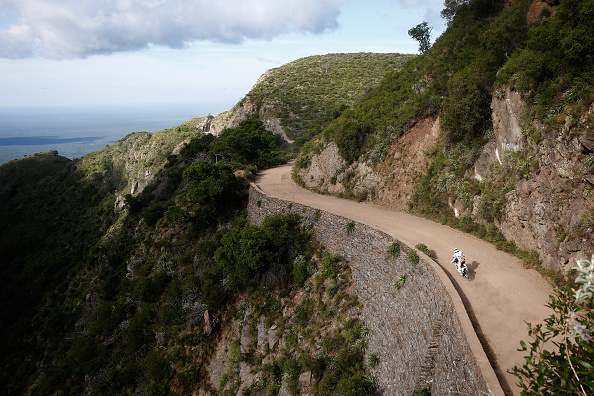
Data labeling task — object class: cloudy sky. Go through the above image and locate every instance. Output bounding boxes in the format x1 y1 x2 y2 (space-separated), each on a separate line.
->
0 0 446 108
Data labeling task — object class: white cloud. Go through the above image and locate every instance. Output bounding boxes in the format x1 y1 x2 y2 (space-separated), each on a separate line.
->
0 0 343 59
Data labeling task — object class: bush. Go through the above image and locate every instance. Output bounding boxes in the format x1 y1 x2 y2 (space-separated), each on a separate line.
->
213 119 285 169
394 275 407 291
335 117 371 164
497 0 594 119
143 203 167 226
181 160 247 226
387 242 401 258
415 243 431 257
215 214 312 291
407 250 420 265
512 256 594 394
344 221 356 234
316 348 376 395
439 63 493 144
322 253 342 279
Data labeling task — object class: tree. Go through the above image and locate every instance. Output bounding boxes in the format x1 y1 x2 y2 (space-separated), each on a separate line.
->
181 160 247 225
408 22 432 54
512 256 594 395
439 63 492 144
212 119 284 169
440 0 470 26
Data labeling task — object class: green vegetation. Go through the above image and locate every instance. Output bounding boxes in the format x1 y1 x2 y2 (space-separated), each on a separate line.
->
394 275 407 291
247 52 414 144
212 118 288 170
227 251 375 395
215 214 313 291
387 241 401 259
407 250 420 265
512 256 594 395
497 0 594 122
344 221 356 234
415 243 432 258
4 0 594 393
0 115 378 394
408 21 432 54
318 0 526 165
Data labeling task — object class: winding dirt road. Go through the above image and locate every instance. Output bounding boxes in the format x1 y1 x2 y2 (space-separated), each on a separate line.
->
256 163 554 395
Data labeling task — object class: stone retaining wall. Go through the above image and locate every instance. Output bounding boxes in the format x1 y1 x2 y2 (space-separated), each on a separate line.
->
248 184 499 395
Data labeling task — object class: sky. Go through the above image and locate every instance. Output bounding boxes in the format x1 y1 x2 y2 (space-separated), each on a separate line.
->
0 0 447 109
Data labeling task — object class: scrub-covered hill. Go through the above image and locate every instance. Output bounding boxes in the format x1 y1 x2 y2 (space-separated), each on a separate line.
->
184 52 414 144
295 0 594 276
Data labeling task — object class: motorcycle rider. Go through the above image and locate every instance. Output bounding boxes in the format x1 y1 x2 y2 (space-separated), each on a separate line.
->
451 248 466 276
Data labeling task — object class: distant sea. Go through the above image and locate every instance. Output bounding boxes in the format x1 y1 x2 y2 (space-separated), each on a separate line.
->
0 103 229 165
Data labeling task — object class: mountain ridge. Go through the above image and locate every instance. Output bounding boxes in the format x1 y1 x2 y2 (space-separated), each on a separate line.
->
1 0 593 393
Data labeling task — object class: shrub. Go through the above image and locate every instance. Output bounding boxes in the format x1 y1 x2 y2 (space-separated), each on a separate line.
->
415 243 431 257
387 242 401 258
512 256 594 394
394 275 407 291
439 63 493 144
407 250 420 265
215 214 312 291
142 203 167 226
497 0 594 120
367 353 379 367
213 119 285 169
335 117 372 164
316 348 376 395
344 221 356 234
322 253 342 279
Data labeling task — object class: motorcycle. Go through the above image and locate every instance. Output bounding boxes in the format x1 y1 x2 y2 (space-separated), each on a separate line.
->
459 262 471 280
453 258 471 280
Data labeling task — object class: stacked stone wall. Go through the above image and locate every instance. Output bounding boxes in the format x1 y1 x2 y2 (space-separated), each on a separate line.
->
248 184 497 395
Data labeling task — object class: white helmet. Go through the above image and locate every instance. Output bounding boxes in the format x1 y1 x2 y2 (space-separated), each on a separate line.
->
453 248 459 253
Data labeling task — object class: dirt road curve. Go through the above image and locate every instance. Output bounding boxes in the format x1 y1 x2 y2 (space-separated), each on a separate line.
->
256 163 554 395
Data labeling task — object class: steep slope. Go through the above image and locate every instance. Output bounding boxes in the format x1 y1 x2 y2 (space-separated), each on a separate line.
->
258 162 553 395
185 53 414 143
0 119 381 394
294 0 594 275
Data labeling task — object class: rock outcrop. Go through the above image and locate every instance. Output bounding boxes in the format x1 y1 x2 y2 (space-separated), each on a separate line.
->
498 103 594 271
527 0 559 25
297 88 594 273
222 96 294 142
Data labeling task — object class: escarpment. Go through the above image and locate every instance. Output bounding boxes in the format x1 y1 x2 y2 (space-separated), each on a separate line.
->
295 87 594 274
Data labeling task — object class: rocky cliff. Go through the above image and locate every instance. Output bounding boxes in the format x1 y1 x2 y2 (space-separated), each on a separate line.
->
295 87 594 274
293 0 594 275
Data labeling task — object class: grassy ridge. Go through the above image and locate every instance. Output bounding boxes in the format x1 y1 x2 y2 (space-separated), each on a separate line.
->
247 52 414 142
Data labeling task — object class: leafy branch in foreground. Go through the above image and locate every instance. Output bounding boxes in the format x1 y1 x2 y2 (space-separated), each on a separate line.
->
512 256 594 395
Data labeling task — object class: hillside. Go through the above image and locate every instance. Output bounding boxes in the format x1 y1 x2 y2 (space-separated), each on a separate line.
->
184 53 413 144
0 52 412 394
295 0 594 276
0 118 387 394
1 0 593 394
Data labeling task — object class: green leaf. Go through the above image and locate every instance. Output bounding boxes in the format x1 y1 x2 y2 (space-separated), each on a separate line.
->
578 359 593 369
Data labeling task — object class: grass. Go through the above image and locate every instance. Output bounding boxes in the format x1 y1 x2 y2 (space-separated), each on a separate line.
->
387 241 401 258
407 250 420 265
345 221 356 234
394 275 407 291
415 243 432 258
